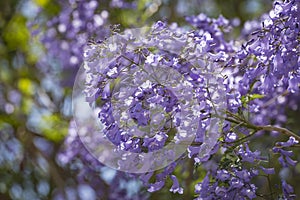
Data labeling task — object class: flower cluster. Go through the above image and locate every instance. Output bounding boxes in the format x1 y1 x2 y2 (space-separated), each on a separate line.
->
186 13 235 54
273 136 299 167
194 140 279 199
34 0 113 87
79 21 229 193
195 170 258 199
56 120 149 200
79 1 300 197
42 0 109 66
272 136 298 199
232 0 300 126
26 0 300 199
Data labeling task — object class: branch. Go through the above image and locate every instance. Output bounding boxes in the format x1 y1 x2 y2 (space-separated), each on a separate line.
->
257 125 300 142
223 111 300 142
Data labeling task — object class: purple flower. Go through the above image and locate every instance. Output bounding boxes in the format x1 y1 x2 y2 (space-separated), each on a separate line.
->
229 177 244 189
169 175 183 194
273 137 299 167
225 132 237 142
216 169 231 181
235 169 251 182
139 172 154 185
285 156 298 167
195 173 214 198
238 143 261 163
110 0 136 9
215 186 227 197
187 146 200 158
153 21 166 30
241 184 257 199
276 136 299 147
142 132 168 152
147 180 165 192
260 166 275 175
129 102 150 126
282 180 296 199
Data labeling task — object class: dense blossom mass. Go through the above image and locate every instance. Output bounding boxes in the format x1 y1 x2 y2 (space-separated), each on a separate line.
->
76 23 228 175
3 0 297 199
76 0 300 198
232 0 300 127
35 0 111 87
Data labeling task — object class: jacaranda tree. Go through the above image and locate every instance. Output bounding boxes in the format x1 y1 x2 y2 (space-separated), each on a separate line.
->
1 0 299 199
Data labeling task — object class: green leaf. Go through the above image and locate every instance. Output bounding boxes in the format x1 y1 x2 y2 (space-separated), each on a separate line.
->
248 93 265 100
33 0 50 7
3 15 29 52
39 114 68 142
241 93 265 107
18 78 34 95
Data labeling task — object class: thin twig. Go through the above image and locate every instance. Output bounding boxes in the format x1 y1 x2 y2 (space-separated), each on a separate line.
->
257 125 300 142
